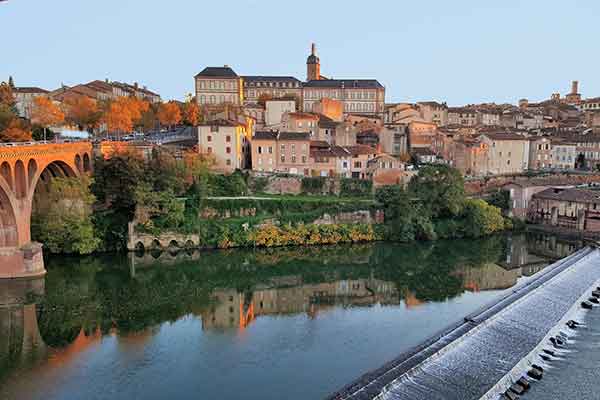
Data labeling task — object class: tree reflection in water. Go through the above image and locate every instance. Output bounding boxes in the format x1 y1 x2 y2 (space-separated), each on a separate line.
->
0 232 582 382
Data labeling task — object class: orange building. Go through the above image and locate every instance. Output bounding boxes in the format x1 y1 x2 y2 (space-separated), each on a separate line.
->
408 121 438 149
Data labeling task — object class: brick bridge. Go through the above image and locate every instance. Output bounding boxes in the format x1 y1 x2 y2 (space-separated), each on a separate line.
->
0 142 92 278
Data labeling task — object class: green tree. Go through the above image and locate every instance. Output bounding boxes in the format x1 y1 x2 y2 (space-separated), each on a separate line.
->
375 185 435 242
91 152 147 216
31 177 100 254
408 164 465 218
463 199 506 238
90 152 148 251
134 182 185 230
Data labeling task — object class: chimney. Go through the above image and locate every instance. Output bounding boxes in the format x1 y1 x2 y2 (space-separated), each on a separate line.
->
311 43 316 56
572 80 579 94
134 82 139 89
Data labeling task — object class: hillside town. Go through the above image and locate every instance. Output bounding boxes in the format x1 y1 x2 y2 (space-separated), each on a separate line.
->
4 44 600 193
6 1 600 399
4 44 600 191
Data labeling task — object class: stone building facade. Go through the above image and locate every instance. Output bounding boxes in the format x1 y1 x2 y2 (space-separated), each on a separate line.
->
194 44 385 118
528 187 600 232
195 66 243 106
197 119 250 172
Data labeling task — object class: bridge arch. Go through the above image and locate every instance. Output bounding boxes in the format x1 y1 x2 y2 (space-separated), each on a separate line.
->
0 179 19 247
0 162 12 191
14 160 27 199
27 159 37 187
83 153 91 172
0 142 93 278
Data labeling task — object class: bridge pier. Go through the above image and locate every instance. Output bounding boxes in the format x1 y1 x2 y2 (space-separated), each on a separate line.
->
0 142 92 279
0 243 45 279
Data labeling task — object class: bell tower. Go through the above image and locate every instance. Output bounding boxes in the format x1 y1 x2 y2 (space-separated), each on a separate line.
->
306 43 320 81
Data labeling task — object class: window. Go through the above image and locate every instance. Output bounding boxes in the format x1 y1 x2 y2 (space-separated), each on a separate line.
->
258 146 262 154
291 155 296 163
226 147 231 154
354 161 362 168
207 147 212 153
280 144 285 152
207 135 212 142
210 125 218 132
280 155 285 163
291 144 296 153
268 146 273 154
226 159 231 166
226 135 231 142
302 155 307 163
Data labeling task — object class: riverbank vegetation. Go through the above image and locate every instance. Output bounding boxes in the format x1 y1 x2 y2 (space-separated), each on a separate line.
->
31 149 509 255
376 165 510 242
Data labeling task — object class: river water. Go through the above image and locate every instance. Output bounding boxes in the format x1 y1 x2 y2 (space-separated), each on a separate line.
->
0 233 580 400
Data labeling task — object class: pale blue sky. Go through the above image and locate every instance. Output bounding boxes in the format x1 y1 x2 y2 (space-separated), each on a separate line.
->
1 0 598 105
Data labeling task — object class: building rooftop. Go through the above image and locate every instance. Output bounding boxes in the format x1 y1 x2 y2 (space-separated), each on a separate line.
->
417 101 447 108
253 131 278 140
346 144 378 156
14 87 48 94
303 79 384 89
278 131 311 141
479 132 527 141
195 66 238 78
288 112 320 120
533 187 600 203
243 76 301 83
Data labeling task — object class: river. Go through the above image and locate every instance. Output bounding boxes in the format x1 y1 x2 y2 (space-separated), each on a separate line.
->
0 233 581 400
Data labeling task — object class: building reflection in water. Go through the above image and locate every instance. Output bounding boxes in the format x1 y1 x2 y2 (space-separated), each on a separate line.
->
202 278 398 330
194 234 582 331
0 233 584 372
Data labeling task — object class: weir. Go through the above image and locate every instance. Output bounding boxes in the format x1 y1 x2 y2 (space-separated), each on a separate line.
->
329 245 600 400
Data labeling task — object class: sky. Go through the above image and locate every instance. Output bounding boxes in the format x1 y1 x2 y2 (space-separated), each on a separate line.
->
1 0 599 105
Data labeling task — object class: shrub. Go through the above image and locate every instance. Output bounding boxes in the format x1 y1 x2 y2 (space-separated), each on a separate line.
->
340 178 372 198
301 177 326 195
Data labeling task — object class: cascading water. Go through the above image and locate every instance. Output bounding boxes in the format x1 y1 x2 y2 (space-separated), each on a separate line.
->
332 247 600 400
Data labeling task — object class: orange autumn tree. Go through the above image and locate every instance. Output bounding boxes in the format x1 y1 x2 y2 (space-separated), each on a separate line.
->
0 82 15 108
0 119 32 142
182 100 200 126
64 95 101 131
125 97 150 130
157 101 182 130
31 96 65 141
103 98 133 135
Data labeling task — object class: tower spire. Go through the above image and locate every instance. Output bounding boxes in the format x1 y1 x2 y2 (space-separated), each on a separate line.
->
306 43 321 81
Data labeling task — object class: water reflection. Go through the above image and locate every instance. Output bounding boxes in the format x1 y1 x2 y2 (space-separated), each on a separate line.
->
0 233 583 400
0 278 46 382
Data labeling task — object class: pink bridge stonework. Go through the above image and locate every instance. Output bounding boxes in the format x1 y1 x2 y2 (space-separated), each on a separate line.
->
0 142 92 278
